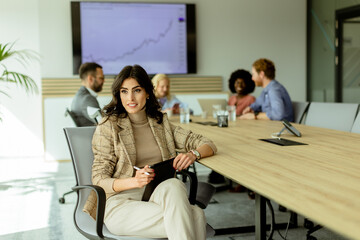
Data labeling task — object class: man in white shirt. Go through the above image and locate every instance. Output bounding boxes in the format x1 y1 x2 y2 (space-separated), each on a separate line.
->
71 62 105 126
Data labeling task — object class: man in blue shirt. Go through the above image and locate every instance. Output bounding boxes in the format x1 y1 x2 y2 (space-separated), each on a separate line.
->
240 58 294 122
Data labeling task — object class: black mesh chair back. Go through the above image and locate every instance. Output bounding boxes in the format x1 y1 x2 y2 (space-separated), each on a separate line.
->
65 108 83 127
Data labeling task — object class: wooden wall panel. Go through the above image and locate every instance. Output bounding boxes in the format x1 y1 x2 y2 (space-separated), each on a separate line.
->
42 76 223 97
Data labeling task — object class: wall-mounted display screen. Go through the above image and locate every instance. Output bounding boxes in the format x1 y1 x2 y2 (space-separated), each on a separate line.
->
71 2 196 75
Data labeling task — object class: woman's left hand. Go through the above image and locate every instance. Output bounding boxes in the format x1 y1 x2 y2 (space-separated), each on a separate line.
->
173 152 196 171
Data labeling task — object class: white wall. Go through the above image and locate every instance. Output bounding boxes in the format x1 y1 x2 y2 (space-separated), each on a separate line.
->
0 0 43 157
1 0 306 158
44 96 113 160
194 0 306 100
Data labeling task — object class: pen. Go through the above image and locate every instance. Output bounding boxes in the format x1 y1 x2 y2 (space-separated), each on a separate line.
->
133 166 150 176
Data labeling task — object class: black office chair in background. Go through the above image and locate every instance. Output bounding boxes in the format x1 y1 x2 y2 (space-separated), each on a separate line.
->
65 107 100 127
65 108 82 127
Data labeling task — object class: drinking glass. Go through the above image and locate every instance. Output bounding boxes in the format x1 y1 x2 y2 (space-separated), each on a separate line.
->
212 104 221 118
227 105 236 122
180 107 190 124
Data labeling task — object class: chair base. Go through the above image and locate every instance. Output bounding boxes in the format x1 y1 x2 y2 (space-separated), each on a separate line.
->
305 219 322 240
58 190 75 204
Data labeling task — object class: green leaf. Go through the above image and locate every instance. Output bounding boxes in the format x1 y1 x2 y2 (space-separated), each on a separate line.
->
0 42 40 68
0 42 40 96
3 70 39 94
0 42 40 121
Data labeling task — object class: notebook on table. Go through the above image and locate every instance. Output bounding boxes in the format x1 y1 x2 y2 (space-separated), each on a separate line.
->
142 158 176 201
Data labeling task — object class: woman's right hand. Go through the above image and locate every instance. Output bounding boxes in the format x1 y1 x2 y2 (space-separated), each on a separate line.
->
134 165 155 188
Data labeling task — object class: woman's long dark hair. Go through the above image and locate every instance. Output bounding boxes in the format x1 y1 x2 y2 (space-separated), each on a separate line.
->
103 65 163 124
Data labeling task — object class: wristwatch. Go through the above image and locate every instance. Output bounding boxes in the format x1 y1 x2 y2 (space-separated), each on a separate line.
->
190 149 201 160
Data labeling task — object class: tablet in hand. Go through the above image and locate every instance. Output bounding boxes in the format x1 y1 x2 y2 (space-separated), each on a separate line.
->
141 158 176 201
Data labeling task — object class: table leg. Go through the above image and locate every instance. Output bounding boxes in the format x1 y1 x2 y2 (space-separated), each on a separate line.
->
255 193 266 240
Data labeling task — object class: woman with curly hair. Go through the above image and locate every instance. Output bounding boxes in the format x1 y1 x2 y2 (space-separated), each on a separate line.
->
228 69 256 116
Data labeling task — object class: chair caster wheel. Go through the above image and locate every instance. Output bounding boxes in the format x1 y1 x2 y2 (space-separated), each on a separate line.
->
59 197 65 204
304 219 314 229
307 235 317 240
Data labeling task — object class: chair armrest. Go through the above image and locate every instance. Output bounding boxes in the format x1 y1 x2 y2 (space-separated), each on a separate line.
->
72 185 106 239
178 170 197 205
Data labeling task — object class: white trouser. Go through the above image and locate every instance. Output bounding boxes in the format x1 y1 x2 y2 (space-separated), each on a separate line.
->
104 178 206 240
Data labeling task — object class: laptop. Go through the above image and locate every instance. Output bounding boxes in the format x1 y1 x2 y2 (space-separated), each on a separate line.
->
197 98 228 114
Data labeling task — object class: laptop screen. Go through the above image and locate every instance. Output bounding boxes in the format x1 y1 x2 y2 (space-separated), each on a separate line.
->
197 98 228 114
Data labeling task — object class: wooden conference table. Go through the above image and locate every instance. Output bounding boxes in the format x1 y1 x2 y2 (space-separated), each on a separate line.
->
173 117 360 240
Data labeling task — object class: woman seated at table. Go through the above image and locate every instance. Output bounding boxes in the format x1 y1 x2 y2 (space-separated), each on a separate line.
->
208 69 256 185
84 65 217 240
152 73 189 114
228 69 256 116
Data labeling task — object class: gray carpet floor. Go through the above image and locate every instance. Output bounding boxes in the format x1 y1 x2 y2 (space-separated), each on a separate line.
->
0 158 349 240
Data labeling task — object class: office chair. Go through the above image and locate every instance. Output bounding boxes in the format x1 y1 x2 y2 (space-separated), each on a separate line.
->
350 111 360 134
292 101 310 124
63 126 215 239
58 108 81 204
304 102 359 132
59 108 99 204
304 219 322 240
87 106 102 125
65 108 82 127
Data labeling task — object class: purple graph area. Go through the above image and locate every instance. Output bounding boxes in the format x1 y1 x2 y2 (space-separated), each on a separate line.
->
80 2 188 75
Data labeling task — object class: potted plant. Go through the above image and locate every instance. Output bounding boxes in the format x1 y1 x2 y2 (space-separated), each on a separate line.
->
0 42 39 120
